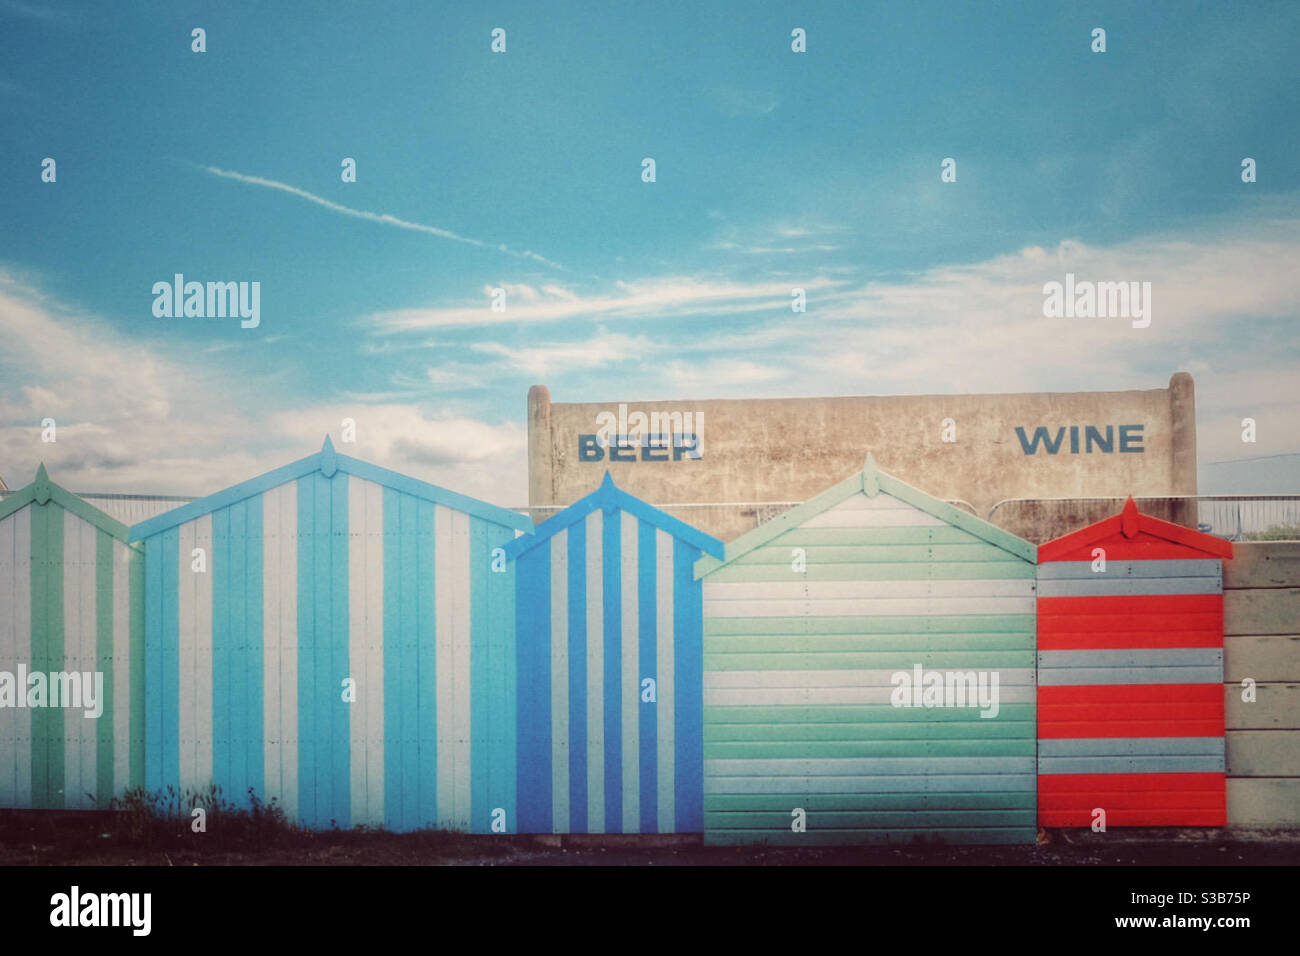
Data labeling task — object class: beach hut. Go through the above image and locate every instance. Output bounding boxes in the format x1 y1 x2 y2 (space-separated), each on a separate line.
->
0 465 144 811
695 455 1039 845
503 472 724 834
1036 497 1233 827
128 438 533 832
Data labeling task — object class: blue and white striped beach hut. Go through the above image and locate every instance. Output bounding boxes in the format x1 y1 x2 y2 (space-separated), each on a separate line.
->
128 437 533 832
503 472 724 834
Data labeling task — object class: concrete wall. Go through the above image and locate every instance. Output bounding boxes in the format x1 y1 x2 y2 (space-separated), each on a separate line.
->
1223 542 1300 828
528 374 1197 542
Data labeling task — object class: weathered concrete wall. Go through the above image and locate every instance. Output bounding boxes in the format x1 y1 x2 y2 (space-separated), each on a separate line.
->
528 374 1197 542
1223 542 1300 828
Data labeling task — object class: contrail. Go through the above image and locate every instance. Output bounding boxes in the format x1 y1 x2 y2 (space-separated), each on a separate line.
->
196 164 566 271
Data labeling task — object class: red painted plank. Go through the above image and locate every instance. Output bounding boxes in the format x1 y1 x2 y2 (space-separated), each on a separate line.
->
1039 809 1226 827
1039 684 1222 705
1039 789 1225 810
1039 772 1224 793
1039 719 1224 738
1039 593 1223 617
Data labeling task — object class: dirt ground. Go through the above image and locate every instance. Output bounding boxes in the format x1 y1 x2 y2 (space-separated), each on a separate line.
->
1 811 1296 866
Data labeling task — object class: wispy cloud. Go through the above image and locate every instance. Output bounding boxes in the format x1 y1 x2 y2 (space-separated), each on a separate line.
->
195 164 567 271
708 85 780 117
368 276 848 331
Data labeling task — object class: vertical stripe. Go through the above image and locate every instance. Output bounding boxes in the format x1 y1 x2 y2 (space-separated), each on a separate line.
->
434 504 455 828
161 526 180 800
263 484 292 818
602 508 622 831
468 519 489 832
0 510 32 807
128 542 144 792
638 519 657 833
655 529 675 833
95 530 114 806
620 513 639 832
380 487 402 828
451 509 472 829
30 501 63 808
550 528 569 833
674 538 703 831
177 519 197 793
566 522 587 833
348 477 384 827
243 496 265 807
211 508 230 800
192 513 214 799
494 523 518 833
515 541 551 831
112 540 130 798
61 512 89 809
329 475 350 828
143 534 163 793
585 510 605 832
416 498 436 828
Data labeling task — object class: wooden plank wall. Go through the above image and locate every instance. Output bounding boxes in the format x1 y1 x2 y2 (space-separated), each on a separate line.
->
1223 542 1300 828
702 492 1038 845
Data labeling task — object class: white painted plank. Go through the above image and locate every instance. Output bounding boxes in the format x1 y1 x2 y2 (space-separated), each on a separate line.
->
112 541 131 797
451 509 472 830
550 529 569 833
655 529 674 834
621 513 639 833
434 504 455 828
585 511 604 832
703 596 1035 617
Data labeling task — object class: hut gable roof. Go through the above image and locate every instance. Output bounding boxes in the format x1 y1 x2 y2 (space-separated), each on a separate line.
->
129 436 534 541
1038 496 1234 562
695 453 1037 579
502 471 723 562
0 463 132 541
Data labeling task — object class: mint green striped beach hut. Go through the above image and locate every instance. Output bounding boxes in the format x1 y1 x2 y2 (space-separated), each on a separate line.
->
0 465 145 811
695 455 1039 845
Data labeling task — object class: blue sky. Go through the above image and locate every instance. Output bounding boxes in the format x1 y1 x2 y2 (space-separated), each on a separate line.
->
1 0 1297 504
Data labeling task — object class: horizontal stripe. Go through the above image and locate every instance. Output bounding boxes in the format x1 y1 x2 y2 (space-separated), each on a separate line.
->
705 685 1037 706
1038 754 1225 774
706 792 1035 812
800 509 946 528
1036 559 1222 580
706 561 1034 582
705 668 1036 689
705 810 1038 829
705 828 1038 846
706 740 1035 759
706 703 1038 724
1037 666 1222 686
705 651 1034 671
705 720 1037 741
1038 771 1225 793
1038 593 1222 618
1038 809 1225 827
705 756 1035 776
1038 629 1223 650
704 597 1036 617
1039 648 1222 669
706 774 1036 794
1038 737 1224 757
705 633 1036 653
1037 576 1221 598
705 579 1034 601
706 614 1035 636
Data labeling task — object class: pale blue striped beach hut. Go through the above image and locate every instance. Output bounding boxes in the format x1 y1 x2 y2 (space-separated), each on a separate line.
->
128 437 533 832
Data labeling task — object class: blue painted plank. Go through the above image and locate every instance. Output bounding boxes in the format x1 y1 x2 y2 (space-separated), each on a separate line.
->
674 537 703 832
144 535 163 793
470 518 489 833
566 521 587 833
515 544 551 831
297 476 319 827
602 510 622 832
416 498 437 829
638 518 658 833
161 528 180 797
212 506 231 803
328 474 350 828
244 494 265 806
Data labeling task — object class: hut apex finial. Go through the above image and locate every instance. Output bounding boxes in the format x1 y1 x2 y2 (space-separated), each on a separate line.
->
33 462 52 504
1121 495 1140 538
320 435 339 478
862 452 881 497
599 469 617 512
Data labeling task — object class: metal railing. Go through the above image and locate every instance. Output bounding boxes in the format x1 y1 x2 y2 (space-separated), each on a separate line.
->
986 494 1300 543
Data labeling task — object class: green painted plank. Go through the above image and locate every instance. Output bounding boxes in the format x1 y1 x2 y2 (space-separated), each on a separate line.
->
704 827 1037 846
704 651 1035 671
731 541 1017 565
30 501 65 809
705 614 1036 637
765 527 983 547
95 529 114 806
705 810 1038 829
705 703 1037 724
706 791 1035 812
705 721 1037 742
705 740 1036 759
705 633 1035 654
706 560 1035 582
129 543 144 789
